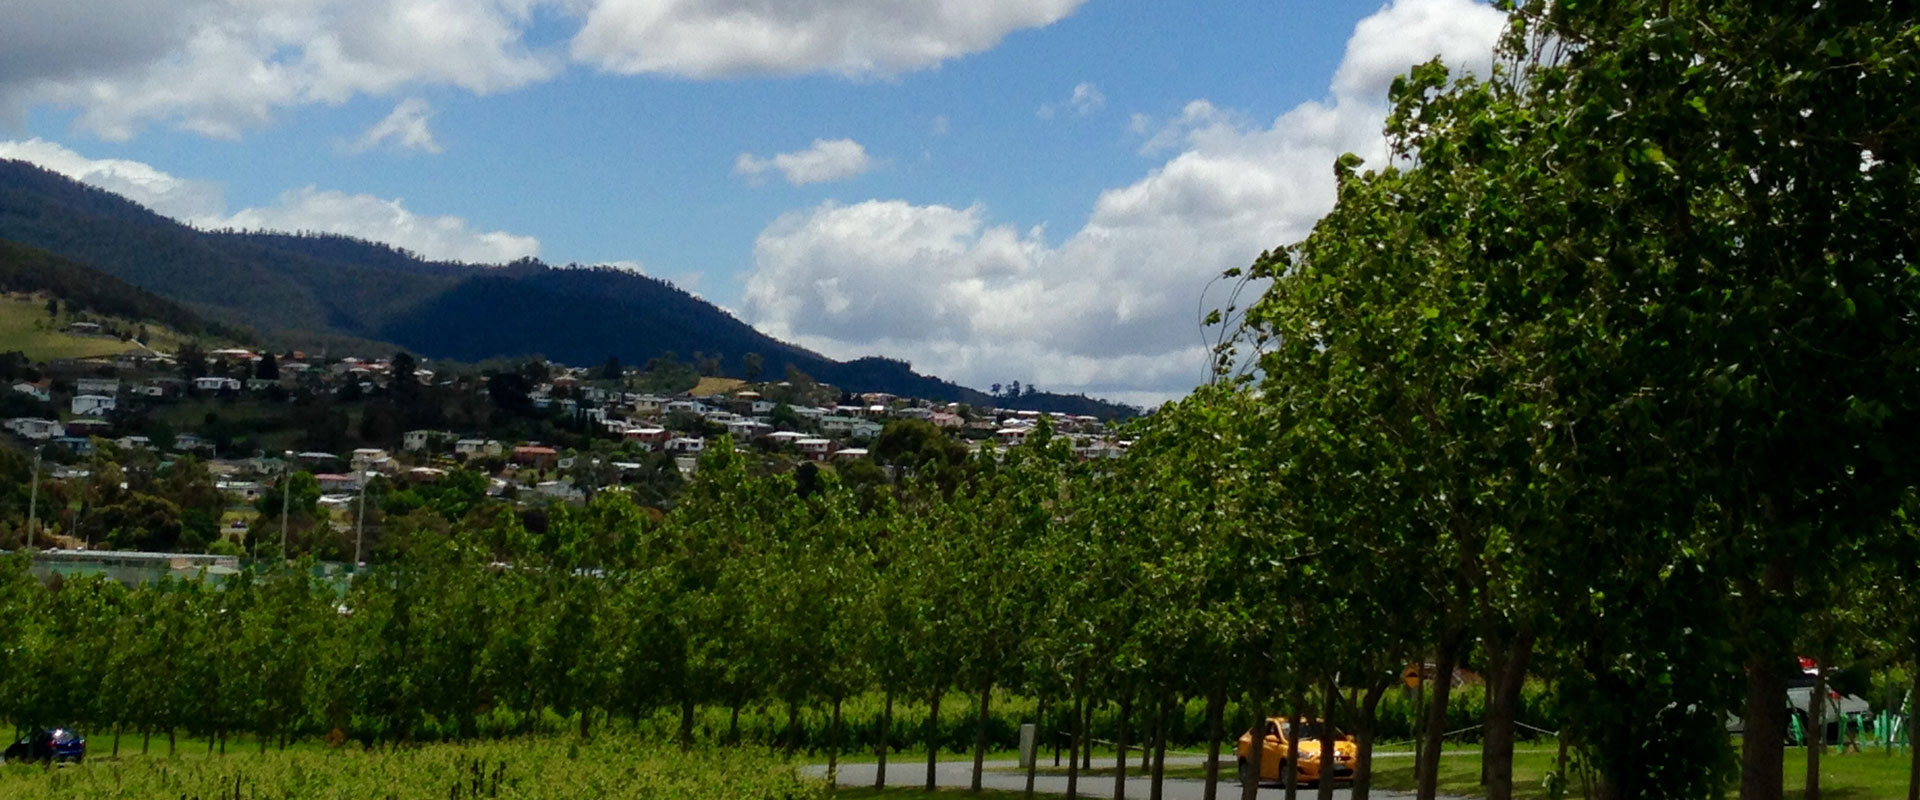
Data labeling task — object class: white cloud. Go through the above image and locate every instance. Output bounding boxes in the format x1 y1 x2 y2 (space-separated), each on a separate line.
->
735 138 874 186
0 138 539 264
742 0 1505 404
2 0 556 140
570 0 1084 79
349 97 443 154
1038 81 1105 120
931 115 950 136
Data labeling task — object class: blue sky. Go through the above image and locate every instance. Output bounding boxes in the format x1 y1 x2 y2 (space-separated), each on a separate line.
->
0 0 1505 405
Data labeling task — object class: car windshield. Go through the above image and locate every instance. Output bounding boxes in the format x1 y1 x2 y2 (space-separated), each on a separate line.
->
1283 722 1339 740
50 730 73 744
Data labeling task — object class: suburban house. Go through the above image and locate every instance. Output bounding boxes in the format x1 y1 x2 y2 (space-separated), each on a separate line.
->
193 376 241 393
315 473 361 492
64 418 111 438
455 439 504 458
207 348 257 363
173 433 211 452
350 448 393 472
663 399 708 416
5 418 64 440
751 399 777 415
665 436 705 454
11 381 50 403
928 411 965 429
796 438 835 460
75 378 121 395
766 431 810 446
831 447 869 461
513 445 559 468
997 428 1031 447
622 427 671 450
71 394 116 416
402 429 456 452
629 395 665 415
114 435 152 450
726 419 773 440
66 321 103 335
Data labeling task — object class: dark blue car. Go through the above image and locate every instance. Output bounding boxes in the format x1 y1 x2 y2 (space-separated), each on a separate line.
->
3 728 85 763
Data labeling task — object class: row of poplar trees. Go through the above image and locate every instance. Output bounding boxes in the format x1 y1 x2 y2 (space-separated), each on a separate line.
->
1 3 1918 800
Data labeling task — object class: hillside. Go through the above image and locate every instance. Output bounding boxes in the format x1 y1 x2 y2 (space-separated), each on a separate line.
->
0 159 1138 417
0 239 233 361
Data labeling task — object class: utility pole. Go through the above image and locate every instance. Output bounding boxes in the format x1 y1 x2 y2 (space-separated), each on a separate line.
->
353 474 369 567
279 462 292 558
26 446 42 549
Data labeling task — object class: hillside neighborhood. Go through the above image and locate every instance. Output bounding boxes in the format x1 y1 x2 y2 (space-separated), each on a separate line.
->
1 337 1130 557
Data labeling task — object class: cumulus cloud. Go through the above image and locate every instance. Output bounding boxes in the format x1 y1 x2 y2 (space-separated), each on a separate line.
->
1 0 556 140
349 97 443 154
0 138 539 263
1039 81 1105 119
570 0 1085 79
6 0 1076 140
742 0 1506 404
735 139 874 186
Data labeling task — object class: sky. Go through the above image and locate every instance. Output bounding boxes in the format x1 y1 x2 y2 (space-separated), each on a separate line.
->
0 0 1505 407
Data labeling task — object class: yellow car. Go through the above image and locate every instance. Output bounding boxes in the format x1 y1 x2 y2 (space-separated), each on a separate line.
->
1235 717 1358 785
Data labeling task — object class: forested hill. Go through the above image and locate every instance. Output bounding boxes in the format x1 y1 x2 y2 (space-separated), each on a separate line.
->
0 239 236 340
0 160 1138 418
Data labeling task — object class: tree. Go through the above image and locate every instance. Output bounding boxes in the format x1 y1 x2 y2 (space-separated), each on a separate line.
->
743 352 764 382
601 356 623 381
256 352 279 381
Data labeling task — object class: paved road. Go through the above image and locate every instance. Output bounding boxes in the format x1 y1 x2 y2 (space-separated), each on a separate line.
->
805 756 1428 800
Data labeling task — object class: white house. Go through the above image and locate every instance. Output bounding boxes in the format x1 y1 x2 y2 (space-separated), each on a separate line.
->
75 378 121 395
402 430 455 452
666 436 705 454
819 415 862 434
726 419 773 440
997 428 1030 447
114 435 152 450
5 418 63 440
173 433 211 452
664 399 708 416
796 438 835 460
832 447 869 460
193 376 241 392
751 399 777 415
454 439 504 458
850 420 884 439
11 381 50 403
767 431 810 446
70 394 116 417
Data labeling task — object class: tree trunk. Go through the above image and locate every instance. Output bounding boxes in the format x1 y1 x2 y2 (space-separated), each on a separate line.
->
1284 704 1303 800
927 690 944 792
112 723 120 759
876 692 893 789
1028 694 1047 799
1484 629 1536 800
581 707 592 742
1068 695 1085 800
1351 681 1389 800
1740 562 1793 800
1317 680 1339 800
785 700 801 757
1417 637 1460 800
1241 694 1268 800
142 728 150 755
1116 693 1133 800
1907 651 1919 800
973 682 993 792
829 696 845 787
1203 688 1225 800
1151 693 1170 800
729 702 742 746
678 698 694 751
1807 659 1825 800
1083 701 1094 770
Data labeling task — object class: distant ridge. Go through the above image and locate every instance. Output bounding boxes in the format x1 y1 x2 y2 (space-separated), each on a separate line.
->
0 159 1137 418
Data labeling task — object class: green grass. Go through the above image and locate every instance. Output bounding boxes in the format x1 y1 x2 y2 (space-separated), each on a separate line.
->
0 295 146 361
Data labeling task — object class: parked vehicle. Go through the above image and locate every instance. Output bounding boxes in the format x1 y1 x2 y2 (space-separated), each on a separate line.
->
1236 717 1357 786
2 727 86 763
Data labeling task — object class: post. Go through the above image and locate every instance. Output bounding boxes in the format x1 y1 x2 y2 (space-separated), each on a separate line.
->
280 461 292 557
1021 723 1039 770
354 476 367 565
26 446 41 549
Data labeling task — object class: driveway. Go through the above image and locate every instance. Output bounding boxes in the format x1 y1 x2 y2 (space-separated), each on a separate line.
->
806 756 1429 800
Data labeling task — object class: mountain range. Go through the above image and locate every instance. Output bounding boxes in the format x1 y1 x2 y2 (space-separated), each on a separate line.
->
0 159 1136 418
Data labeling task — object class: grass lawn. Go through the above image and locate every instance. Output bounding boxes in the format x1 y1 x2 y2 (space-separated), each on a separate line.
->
833 788 1033 800
691 376 747 396
0 295 145 361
